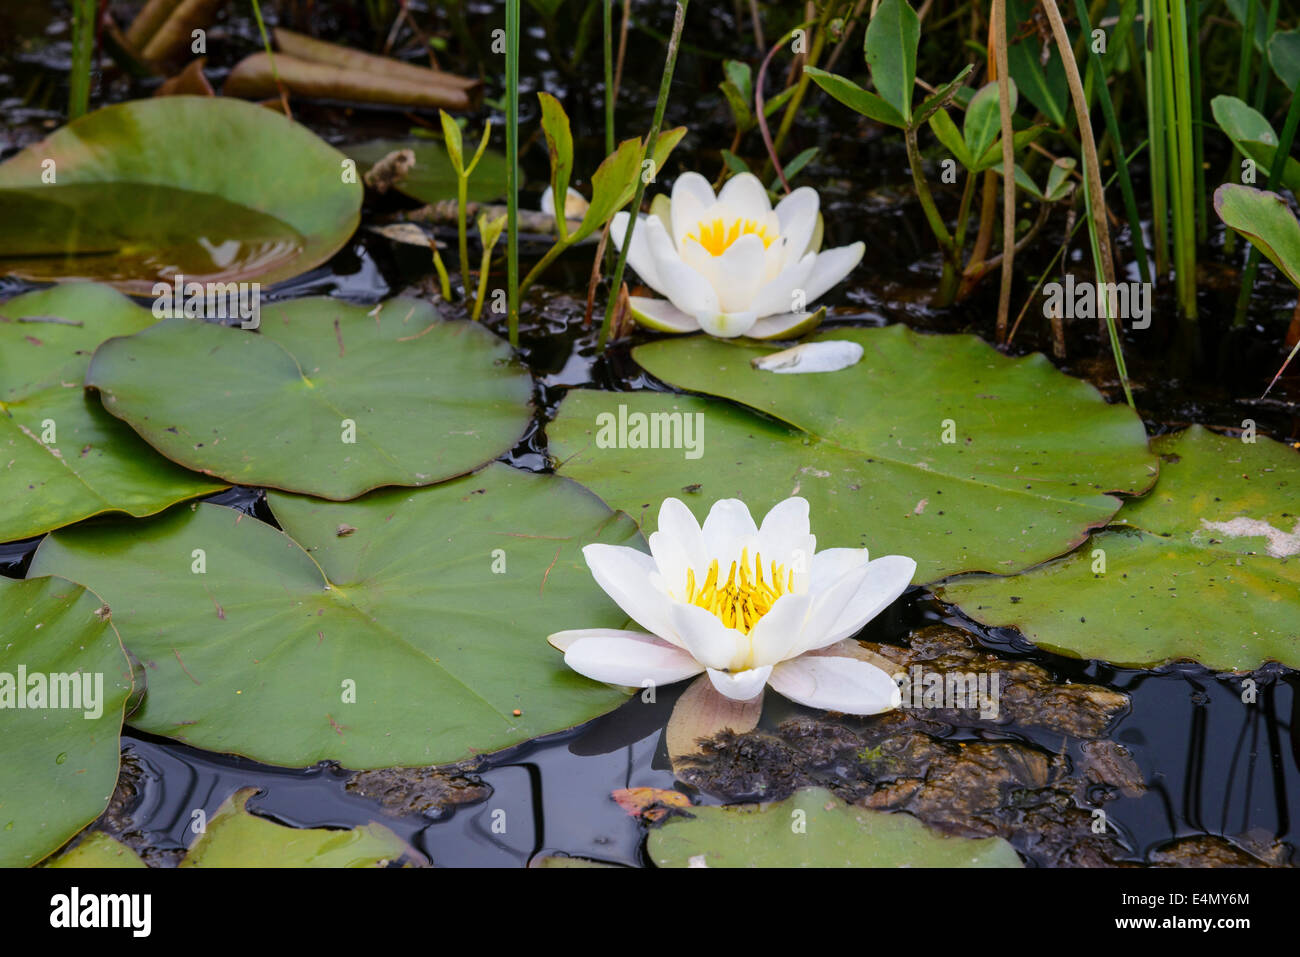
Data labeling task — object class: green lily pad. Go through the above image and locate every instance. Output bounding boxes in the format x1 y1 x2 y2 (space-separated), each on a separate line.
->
938 427 1300 671
549 326 1156 581
45 831 146 869
0 284 227 542
0 575 134 867
0 97 362 293
85 297 533 500
181 788 420 867
344 138 509 205
31 463 636 768
648 787 1022 867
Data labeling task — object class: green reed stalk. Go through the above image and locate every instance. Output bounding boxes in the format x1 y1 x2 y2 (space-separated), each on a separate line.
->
1189 0 1206 245
506 0 521 347
1224 0 1260 258
598 0 689 351
604 0 615 156
1073 0 1150 286
69 0 95 118
1143 0 1169 279
1166 0 1197 319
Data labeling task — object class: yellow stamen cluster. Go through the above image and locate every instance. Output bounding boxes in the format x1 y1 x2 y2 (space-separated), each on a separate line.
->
687 217 777 256
684 549 794 634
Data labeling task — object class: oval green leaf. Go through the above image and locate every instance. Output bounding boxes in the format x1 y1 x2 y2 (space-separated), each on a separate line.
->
938 427 1300 670
85 298 533 500
31 463 635 768
0 97 362 292
0 575 133 867
0 284 226 541
550 327 1156 582
648 787 1022 867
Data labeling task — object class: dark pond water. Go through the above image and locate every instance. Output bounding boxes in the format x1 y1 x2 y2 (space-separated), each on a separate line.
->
2 1 1297 867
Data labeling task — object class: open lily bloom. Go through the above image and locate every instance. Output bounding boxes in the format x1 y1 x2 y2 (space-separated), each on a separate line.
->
549 496 915 715
609 172 865 340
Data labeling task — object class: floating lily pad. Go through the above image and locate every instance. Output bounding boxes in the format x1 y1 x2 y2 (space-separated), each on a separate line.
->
0 284 226 542
0 575 133 867
939 427 1300 671
31 464 636 768
345 138 509 205
549 326 1156 581
0 97 362 292
648 787 1022 867
86 297 533 500
45 831 146 869
181 788 419 867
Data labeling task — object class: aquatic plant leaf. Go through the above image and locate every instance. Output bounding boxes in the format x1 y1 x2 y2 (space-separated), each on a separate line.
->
538 92 575 240
344 138 509 205
549 326 1156 582
0 97 361 293
1270 29 1300 92
1214 185 1300 288
573 127 687 244
928 108 973 167
964 79 1017 166
1210 96 1300 193
45 831 146 868
648 787 1022 867
84 298 533 500
940 427 1300 670
0 284 225 542
804 67 906 128
0 576 133 867
181 788 419 867
864 0 919 126
31 464 636 768
1005 0 1068 127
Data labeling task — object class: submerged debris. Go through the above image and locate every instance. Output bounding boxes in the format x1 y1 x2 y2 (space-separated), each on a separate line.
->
345 765 491 818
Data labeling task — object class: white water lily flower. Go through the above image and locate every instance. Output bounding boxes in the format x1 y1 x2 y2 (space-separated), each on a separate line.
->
549 496 915 714
609 172 865 340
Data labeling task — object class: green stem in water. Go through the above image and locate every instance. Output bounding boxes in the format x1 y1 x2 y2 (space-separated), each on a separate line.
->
517 240 570 303
69 0 95 119
506 0 521 346
598 0 689 351
604 0 615 156
456 176 469 298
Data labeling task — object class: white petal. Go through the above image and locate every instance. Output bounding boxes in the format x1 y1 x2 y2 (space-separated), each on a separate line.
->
669 601 749 671
768 655 901 714
747 592 812 666
701 498 758 561
803 554 917 651
748 251 816 318
677 236 719 285
811 547 870 587
564 632 704 687
717 172 772 219
696 309 758 338
548 627 643 652
756 497 813 570
744 309 824 340
802 241 865 305
798 562 874 653
610 212 666 294
706 664 773 701
627 296 700 333
751 340 864 374
582 543 677 643
650 497 707 596
775 186 819 263
671 172 717 247
646 219 722 319
714 233 767 313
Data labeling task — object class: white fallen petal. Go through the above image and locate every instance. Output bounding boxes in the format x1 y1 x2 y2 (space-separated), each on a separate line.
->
751 340 864 374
